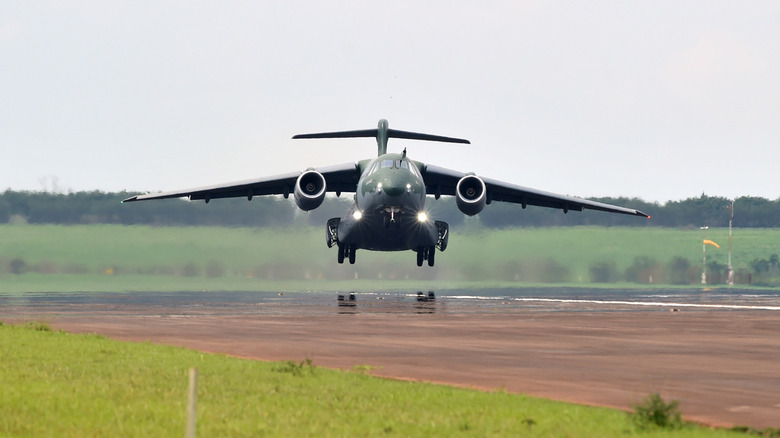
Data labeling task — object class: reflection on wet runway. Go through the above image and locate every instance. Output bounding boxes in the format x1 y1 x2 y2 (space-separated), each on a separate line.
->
2 288 779 319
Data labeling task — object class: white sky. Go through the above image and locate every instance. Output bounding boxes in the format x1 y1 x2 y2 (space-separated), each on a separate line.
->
2 1 778 203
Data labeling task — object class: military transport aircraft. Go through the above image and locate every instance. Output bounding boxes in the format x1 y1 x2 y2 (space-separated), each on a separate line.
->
123 120 648 267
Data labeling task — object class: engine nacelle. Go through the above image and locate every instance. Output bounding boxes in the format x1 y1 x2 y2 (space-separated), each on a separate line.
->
294 170 327 211
455 174 486 216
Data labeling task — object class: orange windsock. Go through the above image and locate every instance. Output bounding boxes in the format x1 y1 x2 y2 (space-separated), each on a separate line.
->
703 239 720 248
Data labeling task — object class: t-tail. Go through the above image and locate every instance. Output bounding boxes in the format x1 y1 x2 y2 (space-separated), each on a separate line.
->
292 119 470 156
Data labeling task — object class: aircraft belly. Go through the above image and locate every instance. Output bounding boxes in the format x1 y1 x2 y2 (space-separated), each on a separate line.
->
338 215 437 251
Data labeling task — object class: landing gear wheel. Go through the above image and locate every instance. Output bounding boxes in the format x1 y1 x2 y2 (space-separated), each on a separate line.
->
348 245 356 265
427 246 435 267
337 244 345 264
416 249 424 267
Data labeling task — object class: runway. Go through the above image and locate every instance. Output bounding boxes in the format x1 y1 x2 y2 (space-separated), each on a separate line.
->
3 288 780 428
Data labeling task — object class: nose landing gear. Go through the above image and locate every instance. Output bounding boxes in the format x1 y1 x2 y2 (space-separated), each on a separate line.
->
383 207 402 228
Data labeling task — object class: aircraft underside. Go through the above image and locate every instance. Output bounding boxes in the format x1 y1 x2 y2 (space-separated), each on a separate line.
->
326 211 449 267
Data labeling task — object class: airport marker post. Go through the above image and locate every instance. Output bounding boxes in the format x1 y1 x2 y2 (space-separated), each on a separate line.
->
701 226 708 284
187 367 198 438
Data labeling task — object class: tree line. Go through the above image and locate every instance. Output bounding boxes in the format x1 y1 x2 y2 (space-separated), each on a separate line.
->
1 190 778 228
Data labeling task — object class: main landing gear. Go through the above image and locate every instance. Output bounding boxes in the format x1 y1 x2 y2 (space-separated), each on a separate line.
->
337 244 356 264
416 246 435 267
414 220 448 267
327 218 356 265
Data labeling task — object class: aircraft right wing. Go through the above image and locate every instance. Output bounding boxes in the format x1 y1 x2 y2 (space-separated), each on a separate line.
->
421 163 649 218
122 162 361 203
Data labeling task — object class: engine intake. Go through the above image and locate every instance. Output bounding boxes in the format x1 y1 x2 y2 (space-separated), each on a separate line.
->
294 170 327 211
455 174 486 216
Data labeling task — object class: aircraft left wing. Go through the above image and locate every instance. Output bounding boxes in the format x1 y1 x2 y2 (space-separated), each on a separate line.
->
122 162 361 203
421 163 649 218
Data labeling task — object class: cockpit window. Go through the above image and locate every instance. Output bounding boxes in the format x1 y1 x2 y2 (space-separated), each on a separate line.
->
408 161 421 177
372 159 416 173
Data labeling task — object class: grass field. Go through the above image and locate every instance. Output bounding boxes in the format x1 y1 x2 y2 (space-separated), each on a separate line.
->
0 322 745 437
2 224 779 293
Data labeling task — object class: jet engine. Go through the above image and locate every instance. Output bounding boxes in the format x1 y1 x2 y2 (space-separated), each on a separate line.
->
455 174 486 216
294 170 327 211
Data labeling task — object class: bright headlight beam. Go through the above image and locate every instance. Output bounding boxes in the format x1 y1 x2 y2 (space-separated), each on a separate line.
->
353 210 363 220
417 212 428 222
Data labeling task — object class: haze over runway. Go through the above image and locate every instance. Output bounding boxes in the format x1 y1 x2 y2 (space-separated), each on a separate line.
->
2 1 779 202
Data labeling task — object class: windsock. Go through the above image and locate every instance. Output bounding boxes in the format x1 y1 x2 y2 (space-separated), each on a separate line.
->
703 239 720 248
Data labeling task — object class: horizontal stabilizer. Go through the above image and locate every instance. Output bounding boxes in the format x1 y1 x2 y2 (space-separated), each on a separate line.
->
293 128 469 144
293 119 469 156
387 129 470 144
292 129 378 140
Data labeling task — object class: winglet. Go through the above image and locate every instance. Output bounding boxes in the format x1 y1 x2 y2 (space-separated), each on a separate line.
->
293 119 470 157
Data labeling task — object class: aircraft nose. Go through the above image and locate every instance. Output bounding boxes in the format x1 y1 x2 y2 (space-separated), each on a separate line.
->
383 184 404 197
380 177 405 196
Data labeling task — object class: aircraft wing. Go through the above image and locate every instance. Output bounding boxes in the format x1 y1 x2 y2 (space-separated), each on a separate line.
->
122 162 361 203
421 164 649 218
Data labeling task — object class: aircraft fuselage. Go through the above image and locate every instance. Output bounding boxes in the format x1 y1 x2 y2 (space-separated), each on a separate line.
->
337 152 439 252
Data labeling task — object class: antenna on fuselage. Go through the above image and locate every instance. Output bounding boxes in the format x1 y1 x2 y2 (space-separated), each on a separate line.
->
292 119 470 157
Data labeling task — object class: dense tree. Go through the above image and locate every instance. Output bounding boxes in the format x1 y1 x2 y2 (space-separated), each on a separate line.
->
667 257 693 285
653 194 733 228
589 261 620 283
732 197 780 227
624 256 663 284
0 190 295 227
2 190 780 228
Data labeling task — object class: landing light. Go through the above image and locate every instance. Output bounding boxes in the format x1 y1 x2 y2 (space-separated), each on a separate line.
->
353 210 363 220
417 212 428 222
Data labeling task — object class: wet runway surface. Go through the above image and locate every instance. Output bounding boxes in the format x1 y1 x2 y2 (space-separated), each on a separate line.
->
3 287 780 428
5 287 780 316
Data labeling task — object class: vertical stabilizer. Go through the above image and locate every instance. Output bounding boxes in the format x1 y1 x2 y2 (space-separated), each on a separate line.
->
376 119 389 156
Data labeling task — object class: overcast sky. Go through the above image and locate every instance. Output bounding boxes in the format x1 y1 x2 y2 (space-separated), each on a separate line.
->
2 1 778 203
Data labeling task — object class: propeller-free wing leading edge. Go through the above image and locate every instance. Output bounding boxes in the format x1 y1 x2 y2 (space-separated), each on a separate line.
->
124 119 648 267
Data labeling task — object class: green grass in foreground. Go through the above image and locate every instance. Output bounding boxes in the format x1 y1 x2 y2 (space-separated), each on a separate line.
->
0 322 742 437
